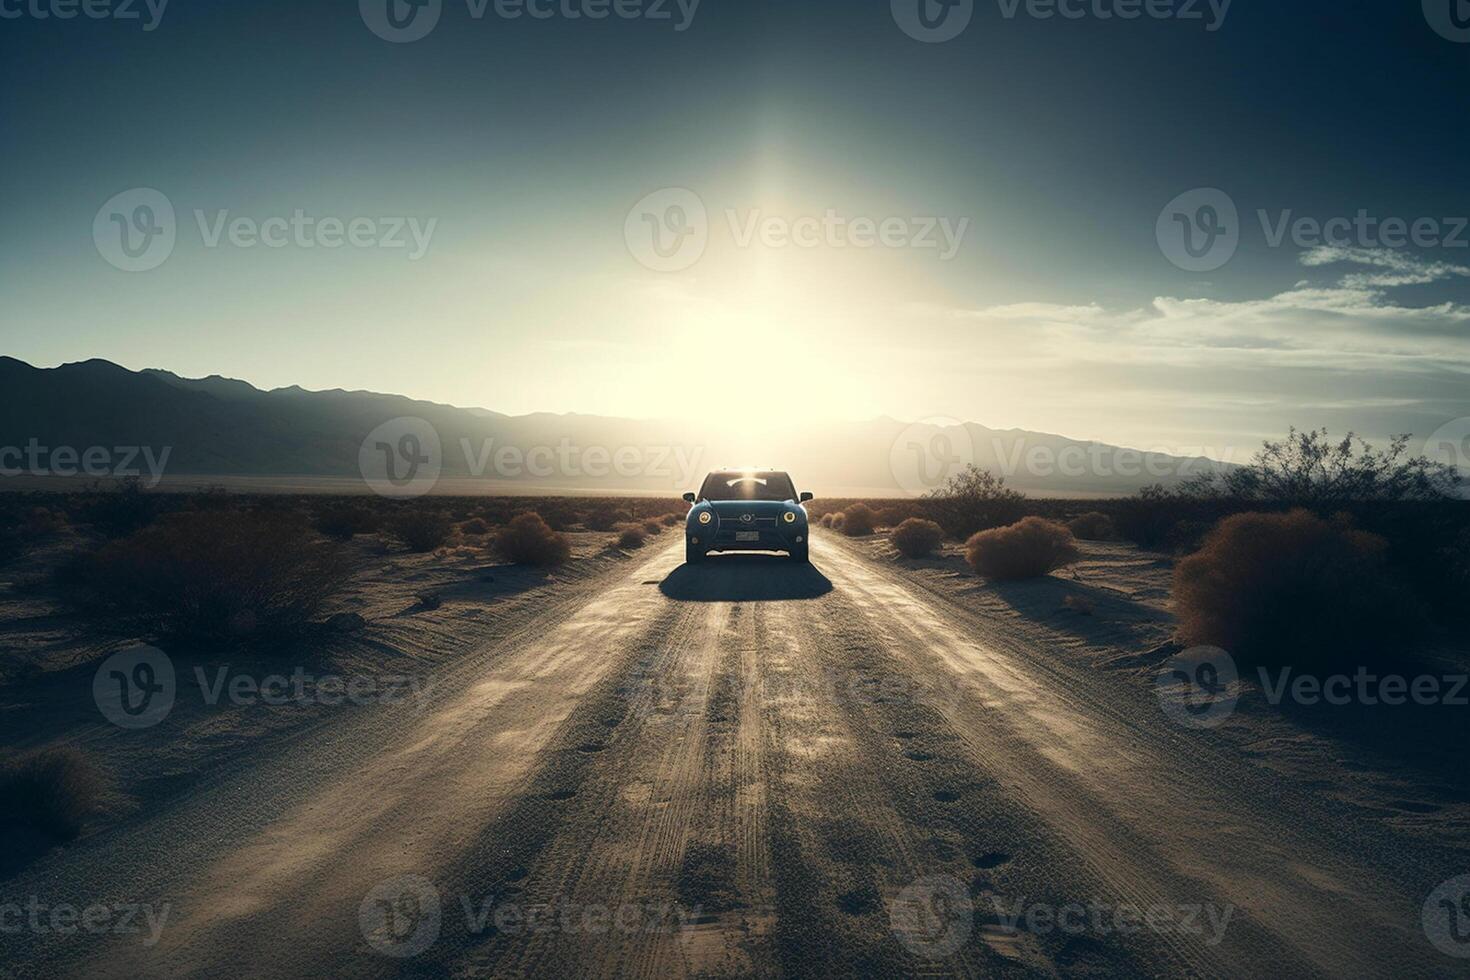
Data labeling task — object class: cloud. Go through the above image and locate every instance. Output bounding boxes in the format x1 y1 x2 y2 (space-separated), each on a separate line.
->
958 248 1470 356
922 248 1470 448
1299 245 1470 289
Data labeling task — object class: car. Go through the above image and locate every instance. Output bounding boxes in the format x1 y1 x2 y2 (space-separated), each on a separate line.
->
683 470 815 564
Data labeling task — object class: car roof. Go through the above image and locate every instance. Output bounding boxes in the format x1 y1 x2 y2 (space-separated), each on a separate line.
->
709 470 790 477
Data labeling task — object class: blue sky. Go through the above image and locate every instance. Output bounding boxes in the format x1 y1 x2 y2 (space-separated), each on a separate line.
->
2 0 1467 457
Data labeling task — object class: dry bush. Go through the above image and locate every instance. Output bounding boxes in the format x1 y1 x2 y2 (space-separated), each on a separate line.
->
494 513 572 567
1164 519 1213 555
965 517 1081 581
817 513 834 528
661 512 684 527
459 517 491 536
829 512 846 532
70 510 350 646
583 508 621 532
1353 503 1470 631
316 504 379 541
641 519 663 536
841 503 877 537
924 465 1027 539
0 746 109 840
539 505 577 532
1068 511 1115 541
1173 510 1423 666
877 507 905 529
891 518 945 558
393 508 453 553
80 478 159 537
616 526 648 550
1180 428 1459 505
1111 488 1234 552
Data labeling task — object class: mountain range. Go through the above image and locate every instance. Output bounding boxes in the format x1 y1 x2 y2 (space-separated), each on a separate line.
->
0 357 1230 497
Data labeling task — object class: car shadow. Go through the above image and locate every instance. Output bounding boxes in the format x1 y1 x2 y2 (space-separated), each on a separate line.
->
660 554 834 602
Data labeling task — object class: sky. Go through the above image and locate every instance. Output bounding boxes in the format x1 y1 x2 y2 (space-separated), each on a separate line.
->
2 0 1468 459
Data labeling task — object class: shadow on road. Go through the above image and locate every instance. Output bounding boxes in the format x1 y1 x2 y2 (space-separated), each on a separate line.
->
660 555 834 602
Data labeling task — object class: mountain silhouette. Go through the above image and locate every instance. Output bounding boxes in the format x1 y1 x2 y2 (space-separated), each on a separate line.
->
0 357 1228 495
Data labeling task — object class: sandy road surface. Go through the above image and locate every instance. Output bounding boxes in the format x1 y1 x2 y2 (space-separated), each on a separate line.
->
3 533 1462 978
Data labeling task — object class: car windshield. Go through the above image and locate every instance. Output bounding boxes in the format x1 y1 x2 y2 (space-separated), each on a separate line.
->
699 472 798 502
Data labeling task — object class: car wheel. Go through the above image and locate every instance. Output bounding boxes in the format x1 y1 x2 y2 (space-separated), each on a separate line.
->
790 545 809 563
686 542 705 564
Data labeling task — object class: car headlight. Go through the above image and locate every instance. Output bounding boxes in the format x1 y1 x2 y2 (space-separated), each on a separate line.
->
698 511 713 525
783 511 797 524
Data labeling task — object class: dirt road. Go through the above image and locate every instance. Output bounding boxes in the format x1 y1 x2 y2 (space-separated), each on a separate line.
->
4 533 1461 978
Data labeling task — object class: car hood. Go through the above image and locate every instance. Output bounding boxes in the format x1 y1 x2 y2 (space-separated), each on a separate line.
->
703 500 800 518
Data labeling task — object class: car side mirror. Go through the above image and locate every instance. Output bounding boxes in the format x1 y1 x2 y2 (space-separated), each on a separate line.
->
800 492 814 503
683 492 697 504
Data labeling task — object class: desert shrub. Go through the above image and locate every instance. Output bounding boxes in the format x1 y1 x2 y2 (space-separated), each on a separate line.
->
584 508 621 532
891 518 944 558
841 503 877 537
661 512 683 527
1112 487 1232 551
0 746 109 840
70 510 351 646
393 508 453 553
1164 519 1213 555
877 507 905 529
616 526 648 549
641 519 663 536
494 513 572 567
965 518 1081 580
829 512 846 532
1349 502 1470 630
460 517 491 536
1173 510 1423 666
817 513 834 528
81 478 159 537
1180 429 1460 505
316 504 379 541
1068 511 1115 541
924 466 1027 539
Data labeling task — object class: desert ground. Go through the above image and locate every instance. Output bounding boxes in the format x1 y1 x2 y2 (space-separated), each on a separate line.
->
2 501 1467 979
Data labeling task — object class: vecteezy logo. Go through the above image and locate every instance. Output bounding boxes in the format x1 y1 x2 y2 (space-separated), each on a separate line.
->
1425 417 1470 475
359 417 443 499
890 416 975 497
1155 646 1238 728
890 874 973 959
93 645 176 729
892 0 974 43
1425 0 1470 42
624 188 708 273
359 875 442 958
360 0 442 42
94 188 176 272
1423 875 1470 958
1156 188 1239 273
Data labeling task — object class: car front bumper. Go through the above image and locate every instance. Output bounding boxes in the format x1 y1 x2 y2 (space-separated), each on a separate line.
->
688 527 806 554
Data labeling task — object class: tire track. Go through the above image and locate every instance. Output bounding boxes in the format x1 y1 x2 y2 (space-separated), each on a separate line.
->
755 570 1152 979
64 544 688 980
814 532 1446 978
444 542 777 979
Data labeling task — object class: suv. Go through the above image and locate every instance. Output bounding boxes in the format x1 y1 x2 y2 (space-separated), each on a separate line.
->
683 470 814 564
